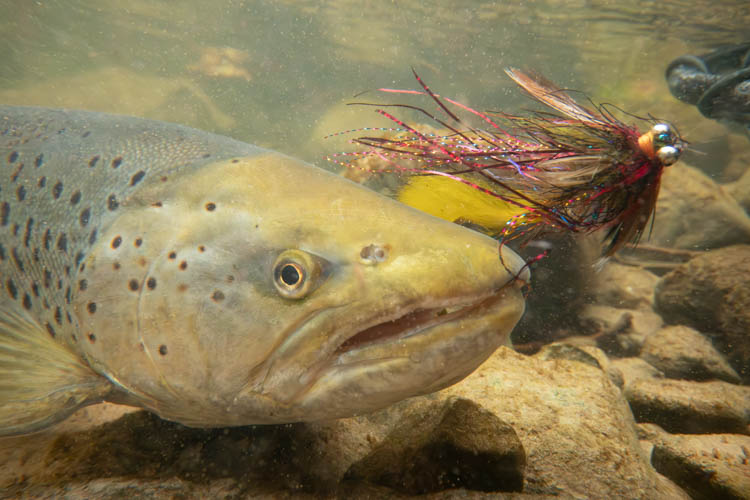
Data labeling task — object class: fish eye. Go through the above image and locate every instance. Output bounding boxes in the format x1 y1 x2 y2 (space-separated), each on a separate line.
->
272 249 324 299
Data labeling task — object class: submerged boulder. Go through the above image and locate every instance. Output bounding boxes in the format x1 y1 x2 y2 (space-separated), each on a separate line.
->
655 245 750 379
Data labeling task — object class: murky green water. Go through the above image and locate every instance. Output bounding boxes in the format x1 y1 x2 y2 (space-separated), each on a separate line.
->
1 0 748 162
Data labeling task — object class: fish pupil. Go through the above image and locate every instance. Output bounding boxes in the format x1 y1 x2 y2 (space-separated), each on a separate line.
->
280 264 301 286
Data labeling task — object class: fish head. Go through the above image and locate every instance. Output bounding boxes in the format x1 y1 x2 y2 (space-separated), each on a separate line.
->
76 153 528 426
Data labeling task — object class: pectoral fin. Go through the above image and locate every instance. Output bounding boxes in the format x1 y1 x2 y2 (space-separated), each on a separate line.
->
0 305 110 435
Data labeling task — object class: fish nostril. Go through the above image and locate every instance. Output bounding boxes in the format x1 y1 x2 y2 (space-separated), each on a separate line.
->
360 244 389 265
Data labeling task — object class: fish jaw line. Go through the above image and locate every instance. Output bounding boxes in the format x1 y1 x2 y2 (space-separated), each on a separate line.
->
333 291 508 357
286 282 526 418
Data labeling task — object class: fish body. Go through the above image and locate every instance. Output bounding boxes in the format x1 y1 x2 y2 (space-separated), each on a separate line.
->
0 106 527 435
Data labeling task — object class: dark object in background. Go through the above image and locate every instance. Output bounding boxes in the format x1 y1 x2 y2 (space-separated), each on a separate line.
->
666 43 750 135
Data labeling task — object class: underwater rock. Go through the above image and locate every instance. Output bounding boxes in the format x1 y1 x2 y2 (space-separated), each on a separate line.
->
654 245 750 379
625 378 750 435
594 262 659 309
640 325 740 383
651 433 750 500
536 343 624 388
727 165 750 213
651 165 750 249
18 478 247 500
343 397 525 494
611 357 665 388
437 347 681 499
579 304 664 357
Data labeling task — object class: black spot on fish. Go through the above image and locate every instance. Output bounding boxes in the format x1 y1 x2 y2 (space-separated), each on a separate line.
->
128 279 139 291
10 163 23 182
111 236 122 249
22 293 32 310
168 251 176 260
202 153 211 159
12 223 19 236
54 306 62 325
66 311 72 324
75 251 85 268
82 131 91 138
6 279 17 300
151 201 163 207
43 229 52 250
78 207 91 226
212 290 225 302
79 279 88 291
11 247 24 272
45 323 56 338
8 151 18 163
88 333 96 343
56 233 68 253
159 345 168 356
205 202 216 211
134 238 142 247
38 176 46 188
231 159 239 164
43 269 51 288
31 281 39 297
89 155 99 168
57 128 66 134
57 279 62 290
0 243 4 261
226 275 235 283
32 246 40 262
113 262 121 270
107 194 119 211
1 202 10 226
130 170 145 186
198 245 205 252
23 217 33 247
147 277 156 290
87 302 97 314
160 176 168 182
52 181 63 199
79 207 90 226
64 265 70 277
89 228 98 245
34 154 44 167
65 286 71 304
70 191 81 205
16 185 26 202
111 156 123 169
179 261 188 270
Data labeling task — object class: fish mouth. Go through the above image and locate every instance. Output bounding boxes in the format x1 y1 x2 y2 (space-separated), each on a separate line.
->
334 292 505 356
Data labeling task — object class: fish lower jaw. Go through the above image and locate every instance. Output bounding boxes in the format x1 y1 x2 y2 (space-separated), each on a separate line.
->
286 287 525 420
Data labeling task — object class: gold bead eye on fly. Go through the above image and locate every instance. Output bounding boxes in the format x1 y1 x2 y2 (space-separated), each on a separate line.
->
638 123 684 166
272 249 326 299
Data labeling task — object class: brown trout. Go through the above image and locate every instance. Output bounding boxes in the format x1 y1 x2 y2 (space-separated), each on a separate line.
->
0 106 527 435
